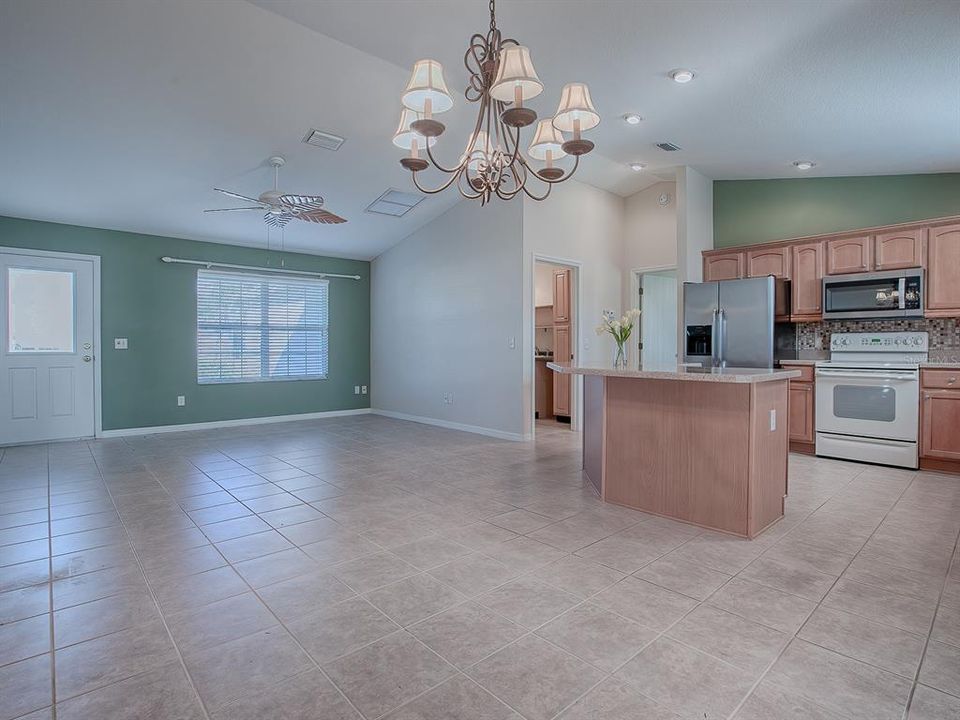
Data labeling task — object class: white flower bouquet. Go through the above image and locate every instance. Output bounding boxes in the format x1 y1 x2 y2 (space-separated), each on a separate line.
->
596 308 641 369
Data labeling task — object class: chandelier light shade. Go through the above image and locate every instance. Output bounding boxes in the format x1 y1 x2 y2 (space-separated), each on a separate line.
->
392 108 437 150
394 0 600 204
401 59 454 115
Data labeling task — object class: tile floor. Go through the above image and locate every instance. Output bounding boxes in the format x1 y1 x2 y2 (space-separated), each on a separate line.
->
0 415 958 720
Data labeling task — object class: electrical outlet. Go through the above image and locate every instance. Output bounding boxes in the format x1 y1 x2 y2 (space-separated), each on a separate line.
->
114 338 128 350
354 385 360 395
177 395 185 407
508 336 516 349
769 409 776 431
361 385 367 395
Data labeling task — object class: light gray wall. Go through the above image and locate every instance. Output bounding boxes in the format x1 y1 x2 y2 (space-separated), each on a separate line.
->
370 198 525 439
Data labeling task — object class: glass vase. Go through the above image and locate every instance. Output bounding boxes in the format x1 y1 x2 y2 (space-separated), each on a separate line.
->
613 342 627 370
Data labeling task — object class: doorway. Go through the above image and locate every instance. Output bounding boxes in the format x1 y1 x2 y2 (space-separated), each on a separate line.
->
533 259 577 432
636 267 678 367
0 249 99 444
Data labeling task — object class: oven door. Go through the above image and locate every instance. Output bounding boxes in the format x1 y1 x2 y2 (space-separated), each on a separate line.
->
815 368 919 442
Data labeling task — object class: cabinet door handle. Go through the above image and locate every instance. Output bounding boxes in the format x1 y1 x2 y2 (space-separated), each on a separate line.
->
949 377 957 385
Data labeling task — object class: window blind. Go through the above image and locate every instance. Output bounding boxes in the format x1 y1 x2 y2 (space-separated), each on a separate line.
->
196 270 328 384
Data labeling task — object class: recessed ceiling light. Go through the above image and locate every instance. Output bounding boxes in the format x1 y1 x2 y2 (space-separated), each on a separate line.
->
793 160 816 171
623 113 643 125
629 162 646 172
669 68 695 84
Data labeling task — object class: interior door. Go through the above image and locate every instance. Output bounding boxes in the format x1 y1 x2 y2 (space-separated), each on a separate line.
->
1 252 96 444
640 271 678 367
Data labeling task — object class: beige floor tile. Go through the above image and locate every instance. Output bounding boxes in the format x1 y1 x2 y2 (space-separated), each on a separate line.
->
823 578 937 636
477 576 580 629
299 532 381 566
210 668 360 720
733 680 848 720
409 601 526 669
919 640 960 698
56 662 204 720
537 603 656 672
667 604 789 674
427 554 519 596
183 628 312 712
615 636 755 719
591 576 698 631
738 555 837 601
391 536 473 570
0 653 51 720
0 583 49 624
201 515 271 543
908 684 960 719
258 503 325 529
0 613 49 666
258 570 356 623
286 597 398 663
932 602 960 646
54 589 160 648
188 502 252 526
842 555 945 601
633 555 731 600
799 606 926 677
364 573 466 627
215 530 293 564
557 677 681 720
385 674 520 720
765 639 912 720
231 547 320 588
331 552 419 594
487 509 554 535
322 631 456 719
167 592 276 654
0 558 50 593
467 635 604 720
481 537 567 573
531 555 625 598
153 565 248 615
708 577 816 633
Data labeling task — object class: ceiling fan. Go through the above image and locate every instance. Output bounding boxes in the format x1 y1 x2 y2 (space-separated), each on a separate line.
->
205 156 346 227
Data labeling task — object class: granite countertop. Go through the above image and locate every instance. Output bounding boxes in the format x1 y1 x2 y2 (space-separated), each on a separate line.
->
547 362 800 384
779 350 829 366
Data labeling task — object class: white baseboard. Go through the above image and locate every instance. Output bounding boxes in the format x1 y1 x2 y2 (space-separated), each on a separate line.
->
371 408 529 442
98 408 371 438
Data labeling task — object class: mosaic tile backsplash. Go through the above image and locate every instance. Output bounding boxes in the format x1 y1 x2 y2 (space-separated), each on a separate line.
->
796 318 960 351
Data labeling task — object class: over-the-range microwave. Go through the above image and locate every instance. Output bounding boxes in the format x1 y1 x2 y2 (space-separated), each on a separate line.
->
822 268 923 320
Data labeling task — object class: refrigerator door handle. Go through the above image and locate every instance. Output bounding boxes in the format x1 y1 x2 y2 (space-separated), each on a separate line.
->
711 308 720 366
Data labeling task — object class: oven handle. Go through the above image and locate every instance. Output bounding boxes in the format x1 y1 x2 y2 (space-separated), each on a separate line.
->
816 369 917 381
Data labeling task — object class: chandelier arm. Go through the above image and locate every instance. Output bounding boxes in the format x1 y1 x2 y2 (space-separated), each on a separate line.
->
410 169 464 196
424 142 467 175
521 181 553 202
456 173 485 200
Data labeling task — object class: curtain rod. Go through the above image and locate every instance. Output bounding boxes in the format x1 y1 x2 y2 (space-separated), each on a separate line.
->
160 256 361 280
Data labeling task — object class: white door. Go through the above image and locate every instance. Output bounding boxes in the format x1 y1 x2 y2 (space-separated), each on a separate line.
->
640 270 678 367
1 252 96 444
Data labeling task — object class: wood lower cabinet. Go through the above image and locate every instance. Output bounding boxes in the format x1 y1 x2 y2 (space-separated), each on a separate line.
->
826 236 872 275
921 388 960 461
927 224 960 317
747 247 791 279
535 358 553 419
553 325 571 416
791 242 824 320
703 252 743 281
783 363 815 450
875 228 925 270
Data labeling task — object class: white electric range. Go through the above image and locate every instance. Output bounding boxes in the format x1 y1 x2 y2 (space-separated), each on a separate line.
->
815 331 928 469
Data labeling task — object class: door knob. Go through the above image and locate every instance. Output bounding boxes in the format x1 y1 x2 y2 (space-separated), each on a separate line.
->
82 355 92 362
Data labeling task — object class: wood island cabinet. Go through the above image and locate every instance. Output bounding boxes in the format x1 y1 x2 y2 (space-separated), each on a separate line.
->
746 247 791 279
790 242 824 320
825 236 872 275
703 252 744 281
926 224 960 317
921 369 960 463
875 228 925 271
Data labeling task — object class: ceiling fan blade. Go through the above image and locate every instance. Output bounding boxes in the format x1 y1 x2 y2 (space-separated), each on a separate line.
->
297 209 347 225
204 207 264 213
279 194 324 209
214 188 263 204
264 212 293 228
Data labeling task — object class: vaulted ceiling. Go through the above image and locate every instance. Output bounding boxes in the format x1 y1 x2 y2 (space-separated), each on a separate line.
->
1 0 957 259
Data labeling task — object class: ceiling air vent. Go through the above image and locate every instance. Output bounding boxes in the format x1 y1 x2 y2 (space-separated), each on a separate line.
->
302 129 346 151
656 142 682 152
365 188 424 217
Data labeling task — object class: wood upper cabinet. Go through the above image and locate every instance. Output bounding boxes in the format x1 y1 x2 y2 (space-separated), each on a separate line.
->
552 325 571 417
788 380 814 444
875 228 925 270
746 247 792 279
790 242 824 319
926 224 960 316
825 236 872 275
552 269 571 324
703 252 744 281
921 388 960 461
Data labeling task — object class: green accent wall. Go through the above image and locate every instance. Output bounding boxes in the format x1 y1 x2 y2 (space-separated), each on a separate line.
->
714 173 960 248
0 215 370 430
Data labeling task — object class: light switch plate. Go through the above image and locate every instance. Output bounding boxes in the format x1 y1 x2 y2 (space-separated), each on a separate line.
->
114 338 128 350
361 385 368 395
177 395 185 407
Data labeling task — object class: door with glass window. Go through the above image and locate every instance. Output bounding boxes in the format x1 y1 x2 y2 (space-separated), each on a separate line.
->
1 252 96 444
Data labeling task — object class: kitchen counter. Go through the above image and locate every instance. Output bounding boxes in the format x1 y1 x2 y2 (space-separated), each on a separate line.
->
557 361 792 538
548 362 800 384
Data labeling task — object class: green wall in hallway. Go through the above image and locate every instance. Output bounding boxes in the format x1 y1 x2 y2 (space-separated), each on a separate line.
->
0 216 370 431
713 173 960 248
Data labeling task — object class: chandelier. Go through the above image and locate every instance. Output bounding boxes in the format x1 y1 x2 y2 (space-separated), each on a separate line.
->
393 0 600 204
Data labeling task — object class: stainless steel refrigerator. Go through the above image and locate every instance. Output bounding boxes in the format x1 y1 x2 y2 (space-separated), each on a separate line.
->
683 276 794 369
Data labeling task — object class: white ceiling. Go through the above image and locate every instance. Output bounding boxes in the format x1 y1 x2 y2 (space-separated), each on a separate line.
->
1 0 958 260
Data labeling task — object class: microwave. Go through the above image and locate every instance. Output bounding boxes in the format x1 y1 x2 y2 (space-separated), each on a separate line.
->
822 268 923 320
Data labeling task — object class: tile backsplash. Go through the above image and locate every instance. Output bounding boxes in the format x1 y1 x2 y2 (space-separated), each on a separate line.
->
796 318 960 351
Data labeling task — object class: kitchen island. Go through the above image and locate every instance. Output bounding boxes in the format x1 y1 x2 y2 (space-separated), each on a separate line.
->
548 362 801 538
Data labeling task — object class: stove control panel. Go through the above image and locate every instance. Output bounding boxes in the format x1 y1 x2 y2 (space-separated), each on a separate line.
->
830 332 929 352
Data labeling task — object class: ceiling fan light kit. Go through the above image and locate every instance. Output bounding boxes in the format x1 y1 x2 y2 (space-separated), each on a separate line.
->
394 0 600 204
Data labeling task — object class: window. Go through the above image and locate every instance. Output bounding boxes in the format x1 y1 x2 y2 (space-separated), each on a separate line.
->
7 267 76 353
197 270 328 384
